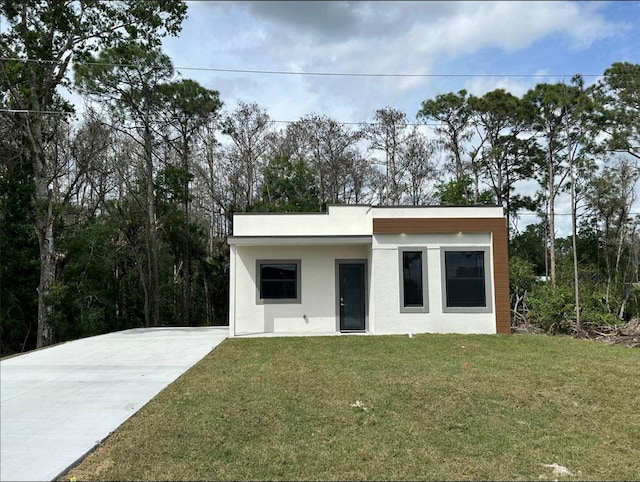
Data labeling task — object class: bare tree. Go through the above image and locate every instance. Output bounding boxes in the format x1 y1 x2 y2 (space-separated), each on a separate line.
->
69 112 117 216
587 158 640 318
292 114 363 206
194 119 232 241
222 102 271 211
401 126 438 205
365 108 409 205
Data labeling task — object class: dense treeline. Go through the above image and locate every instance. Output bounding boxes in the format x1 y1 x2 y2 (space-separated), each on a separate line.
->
1 2 638 354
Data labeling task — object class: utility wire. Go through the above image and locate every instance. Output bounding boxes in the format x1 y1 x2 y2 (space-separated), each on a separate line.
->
0 108 448 126
516 212 640 216
0 108 74 115
0 57 620 123
0 56 604 78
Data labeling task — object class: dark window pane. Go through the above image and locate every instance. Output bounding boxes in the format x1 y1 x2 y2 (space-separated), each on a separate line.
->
445 251 486 307
261 264 296 281
403 251 423 307
261 280 296 298
260 263 297 299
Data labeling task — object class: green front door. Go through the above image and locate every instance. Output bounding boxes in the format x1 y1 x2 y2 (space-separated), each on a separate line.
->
338 262 366 331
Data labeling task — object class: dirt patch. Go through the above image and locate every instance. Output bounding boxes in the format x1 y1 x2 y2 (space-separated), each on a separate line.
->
62 457 114 481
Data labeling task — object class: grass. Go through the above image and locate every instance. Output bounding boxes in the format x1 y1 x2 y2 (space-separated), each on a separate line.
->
63 334 640 481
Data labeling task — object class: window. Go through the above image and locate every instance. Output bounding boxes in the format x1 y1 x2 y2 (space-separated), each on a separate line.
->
442 249 492 312
399 249 428 313
257 260 301 304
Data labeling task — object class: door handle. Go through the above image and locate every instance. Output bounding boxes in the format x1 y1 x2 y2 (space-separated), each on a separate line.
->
340 297 344 306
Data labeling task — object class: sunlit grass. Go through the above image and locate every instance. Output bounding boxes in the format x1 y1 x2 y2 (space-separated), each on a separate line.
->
64 334 640 481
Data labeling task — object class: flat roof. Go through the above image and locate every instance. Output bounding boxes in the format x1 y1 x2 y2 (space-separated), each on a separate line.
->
228 235 373 246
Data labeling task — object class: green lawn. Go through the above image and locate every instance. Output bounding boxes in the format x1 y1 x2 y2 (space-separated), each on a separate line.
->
64 334 640 481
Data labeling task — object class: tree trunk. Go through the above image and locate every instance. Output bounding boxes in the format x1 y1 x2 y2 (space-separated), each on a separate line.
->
203 274 212 325
548 148 557 287
139 258 150 328
570 158 581 331
603 219 613 313
182 136 191 327
543 215 549 280
34 183 56 348
28 104 56 347
144 123 160 327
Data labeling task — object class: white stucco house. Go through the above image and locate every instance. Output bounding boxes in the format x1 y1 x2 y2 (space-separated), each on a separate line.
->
227 205 510 337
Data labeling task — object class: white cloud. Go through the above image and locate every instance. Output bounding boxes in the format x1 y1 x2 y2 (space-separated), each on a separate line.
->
412 1 623 57
162 0 637 126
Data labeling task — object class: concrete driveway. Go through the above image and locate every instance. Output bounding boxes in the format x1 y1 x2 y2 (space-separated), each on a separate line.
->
0 326 228 482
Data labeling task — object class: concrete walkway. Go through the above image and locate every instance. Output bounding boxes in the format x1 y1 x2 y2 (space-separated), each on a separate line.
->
0 326 228 482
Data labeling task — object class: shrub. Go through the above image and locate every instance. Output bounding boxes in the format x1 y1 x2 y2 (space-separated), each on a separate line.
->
527 283 575 334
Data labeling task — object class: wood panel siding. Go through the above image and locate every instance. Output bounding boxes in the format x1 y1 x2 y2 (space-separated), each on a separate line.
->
373 218 510 334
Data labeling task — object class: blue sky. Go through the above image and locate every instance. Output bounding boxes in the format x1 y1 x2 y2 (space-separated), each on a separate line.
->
162 1 640 124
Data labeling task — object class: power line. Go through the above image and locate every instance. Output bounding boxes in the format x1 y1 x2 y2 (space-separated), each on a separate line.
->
0 108 446 126
0 56 604 78
173 67 602 79
516 212 640 216
0 108 74 115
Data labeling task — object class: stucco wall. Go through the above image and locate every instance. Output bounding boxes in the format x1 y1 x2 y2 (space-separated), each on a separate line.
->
231 244 370 335
229 205 506 336
232 205 505 237
233 205 372 236
371 233 497 335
